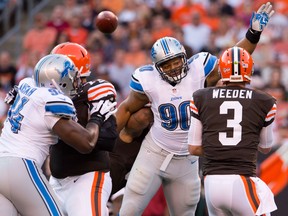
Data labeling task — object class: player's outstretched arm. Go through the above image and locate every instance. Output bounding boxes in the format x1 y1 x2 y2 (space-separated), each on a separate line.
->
206 2 274 87
236 1 275 54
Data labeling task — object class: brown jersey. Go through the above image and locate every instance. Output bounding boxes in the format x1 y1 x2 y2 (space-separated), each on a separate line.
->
191 86 277 176
50 80 118 178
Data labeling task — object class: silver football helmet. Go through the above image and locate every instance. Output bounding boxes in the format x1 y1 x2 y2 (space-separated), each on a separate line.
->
33 54 80 97
151 37 188 84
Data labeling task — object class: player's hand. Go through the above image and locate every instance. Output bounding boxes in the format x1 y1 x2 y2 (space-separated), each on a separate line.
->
250 2 275 32
4 85 18 105
89 99 117 126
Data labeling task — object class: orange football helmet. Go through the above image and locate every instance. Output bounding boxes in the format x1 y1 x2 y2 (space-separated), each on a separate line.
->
51 42 91 77
219 46 254 83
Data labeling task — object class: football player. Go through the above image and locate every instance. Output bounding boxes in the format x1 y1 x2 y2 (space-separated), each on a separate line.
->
48 42 118 216
116 2 274 215
188 46 277 215
0 54 116 216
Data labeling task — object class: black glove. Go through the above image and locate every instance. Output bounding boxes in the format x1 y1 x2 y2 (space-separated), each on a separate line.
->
4 85 18 105
88 99 117 126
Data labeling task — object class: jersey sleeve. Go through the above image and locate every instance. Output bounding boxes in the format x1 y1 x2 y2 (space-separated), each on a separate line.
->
188 94 203 146
86 79 117 102
45 100 76 119
259 123 274 148
129 65 154 94
190 96 200 120
41 88 76 119
264 102 277 127
188 52 217 77
44 93 77 132
130 71 145 94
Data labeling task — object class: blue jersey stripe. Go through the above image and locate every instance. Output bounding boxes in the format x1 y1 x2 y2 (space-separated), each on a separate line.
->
24 159 62 216
130 75 144 93
45 102 75 118
204 54 217 76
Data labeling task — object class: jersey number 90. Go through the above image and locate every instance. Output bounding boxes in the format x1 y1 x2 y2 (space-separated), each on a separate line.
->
159 101 190 131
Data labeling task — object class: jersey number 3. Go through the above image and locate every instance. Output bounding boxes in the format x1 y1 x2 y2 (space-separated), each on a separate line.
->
219 101 242 146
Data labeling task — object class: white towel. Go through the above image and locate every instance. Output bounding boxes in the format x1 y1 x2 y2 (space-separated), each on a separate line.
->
250 177 277 215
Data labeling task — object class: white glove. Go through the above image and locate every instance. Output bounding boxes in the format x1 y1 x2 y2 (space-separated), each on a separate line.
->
250 2 275 32
89 100 117 126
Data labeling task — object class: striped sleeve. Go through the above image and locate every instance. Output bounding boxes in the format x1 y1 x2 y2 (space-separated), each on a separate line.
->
87 81 117 102
190 96 200 120
203 53 218 77
45 101 76 119
264 103 277 127
130 74 145 94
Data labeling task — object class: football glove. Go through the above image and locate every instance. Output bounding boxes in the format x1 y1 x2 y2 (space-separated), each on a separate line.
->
89 99 117 126
250 2 275 32
4 85 18 105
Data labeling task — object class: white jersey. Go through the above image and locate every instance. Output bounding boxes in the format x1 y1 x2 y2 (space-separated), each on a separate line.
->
0 78 75 166
130 52 217 154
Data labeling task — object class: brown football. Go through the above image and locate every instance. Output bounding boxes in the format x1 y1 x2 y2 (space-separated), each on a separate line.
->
95 11 118 34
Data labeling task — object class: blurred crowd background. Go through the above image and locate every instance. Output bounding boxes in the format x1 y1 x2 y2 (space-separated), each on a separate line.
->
0 0 287 215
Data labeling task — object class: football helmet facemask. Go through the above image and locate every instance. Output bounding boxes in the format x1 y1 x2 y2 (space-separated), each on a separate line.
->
51 42 91 77
219 46 254 83
151 37 188 84
33 54 81 97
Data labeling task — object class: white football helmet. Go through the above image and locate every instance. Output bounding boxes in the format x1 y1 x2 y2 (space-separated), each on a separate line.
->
33 54 80 97
151 37 188 84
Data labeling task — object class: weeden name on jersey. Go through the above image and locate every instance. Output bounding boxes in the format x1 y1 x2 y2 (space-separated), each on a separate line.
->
212 88 252 99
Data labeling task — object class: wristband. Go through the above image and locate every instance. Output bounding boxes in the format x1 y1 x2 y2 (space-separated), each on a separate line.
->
88 113 104 126
246 28 262 44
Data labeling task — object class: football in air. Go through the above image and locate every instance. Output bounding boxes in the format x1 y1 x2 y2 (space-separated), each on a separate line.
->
95 10 118 34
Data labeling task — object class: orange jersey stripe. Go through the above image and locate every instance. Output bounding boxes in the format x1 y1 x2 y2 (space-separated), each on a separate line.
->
191 107 198 113
97 172 105 216
241 176 260 213
88 89 116 101
88 84 114 94
91 172 97 216
265 113 276 119
91 172 105 216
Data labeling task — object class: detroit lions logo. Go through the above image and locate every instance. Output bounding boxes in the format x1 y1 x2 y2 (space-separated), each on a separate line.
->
255 12 269 30
251 11 269 31
59 61 75 80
